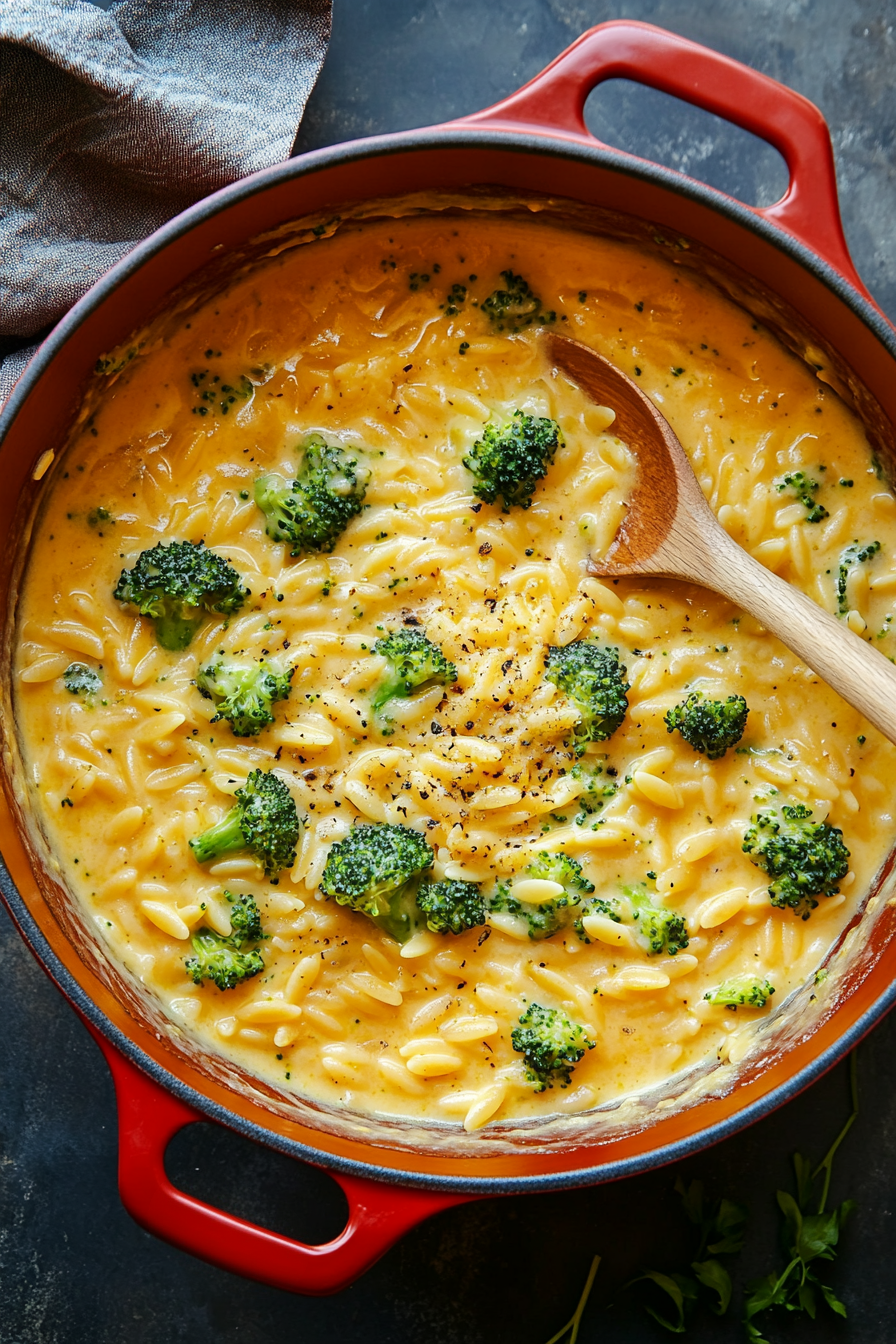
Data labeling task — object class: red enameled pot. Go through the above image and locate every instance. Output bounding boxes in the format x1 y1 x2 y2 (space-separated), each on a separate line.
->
2 21 896 1295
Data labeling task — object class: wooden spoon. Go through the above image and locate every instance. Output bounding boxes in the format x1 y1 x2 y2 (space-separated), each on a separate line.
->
547 331 896 746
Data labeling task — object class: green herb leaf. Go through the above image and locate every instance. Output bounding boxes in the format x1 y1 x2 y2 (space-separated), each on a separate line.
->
675 1176 704 1228
744 1259 800 1318
707 1198 748 1255
797 1278 817 1318
631 1270 698 1333
775 1189 803 1242
796 1207 843 1263
691 1258 732 1315
818 1280 848 1317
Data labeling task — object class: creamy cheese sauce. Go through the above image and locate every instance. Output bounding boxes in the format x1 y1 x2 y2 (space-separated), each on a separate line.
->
13 212 896 1131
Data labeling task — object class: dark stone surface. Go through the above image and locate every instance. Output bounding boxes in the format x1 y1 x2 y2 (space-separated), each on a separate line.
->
3 1 896 1340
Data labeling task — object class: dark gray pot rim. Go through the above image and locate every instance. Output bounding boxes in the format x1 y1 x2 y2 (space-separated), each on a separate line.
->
2 123 894 1196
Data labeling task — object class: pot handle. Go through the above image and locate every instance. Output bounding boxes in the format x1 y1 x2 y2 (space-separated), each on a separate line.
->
455 19 870 300
91 1030 470 1295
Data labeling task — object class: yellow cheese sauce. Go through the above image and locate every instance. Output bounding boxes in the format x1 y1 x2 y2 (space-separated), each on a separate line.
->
13 211 896 1132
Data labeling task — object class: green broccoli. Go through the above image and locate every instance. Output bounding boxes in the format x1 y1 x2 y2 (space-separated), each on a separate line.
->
320 822 435 943
254 434 369 555
837 539 881 614
189 769 301 880
573 896 623 944
776 471 828 523
743 803 850 918
704 974 775 1010
184 932 264 991
569 763 619 826
113 540 246 651
625 884 689 956
225 891 265 942
62 662 102 699
185 892 265 991
196 655 294 737
572 885 686 953
416 879 486 935
488 851 594 941
463 410 563 511
544 640 629 756
664 690 749 759
370 627 457 733
525 851 595 896
511 1002 595 1091
481 271 556 333
488 884 566 940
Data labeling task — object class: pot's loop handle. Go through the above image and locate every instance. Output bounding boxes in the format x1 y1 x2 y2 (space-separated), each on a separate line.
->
456 19 870 301
92 1030 469 1295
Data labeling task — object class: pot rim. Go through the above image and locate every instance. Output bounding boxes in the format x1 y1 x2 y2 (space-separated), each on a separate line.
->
3 122 895 1194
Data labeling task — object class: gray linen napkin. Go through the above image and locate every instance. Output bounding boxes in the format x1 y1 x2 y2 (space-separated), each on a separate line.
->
0 0 332 403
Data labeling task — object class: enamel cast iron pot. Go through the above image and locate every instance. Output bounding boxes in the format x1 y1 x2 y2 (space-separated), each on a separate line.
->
2 20 896 1295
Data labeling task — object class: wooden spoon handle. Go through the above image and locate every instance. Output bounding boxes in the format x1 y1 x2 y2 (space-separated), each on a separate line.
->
695 526 896 745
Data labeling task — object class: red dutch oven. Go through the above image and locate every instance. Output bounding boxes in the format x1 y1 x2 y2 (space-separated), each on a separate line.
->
2 20 895 1295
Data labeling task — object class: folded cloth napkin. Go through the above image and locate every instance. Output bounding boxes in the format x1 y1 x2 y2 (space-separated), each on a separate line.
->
0 0 331 402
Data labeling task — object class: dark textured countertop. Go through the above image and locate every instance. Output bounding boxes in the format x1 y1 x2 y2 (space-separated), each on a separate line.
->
3 2 896 1340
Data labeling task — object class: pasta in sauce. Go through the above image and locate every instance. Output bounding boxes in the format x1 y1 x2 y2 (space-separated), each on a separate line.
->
14 210 896 1133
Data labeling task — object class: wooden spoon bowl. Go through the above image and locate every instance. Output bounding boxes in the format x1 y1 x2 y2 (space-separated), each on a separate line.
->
546 331 896 747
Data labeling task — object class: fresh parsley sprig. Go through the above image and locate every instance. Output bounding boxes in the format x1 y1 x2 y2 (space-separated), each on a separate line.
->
543 1256 601 1344
630 1178 748 1332
539 1053 858 1343
743 1051 858 1341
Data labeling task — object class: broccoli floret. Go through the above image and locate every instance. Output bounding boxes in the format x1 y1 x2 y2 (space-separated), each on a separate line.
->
544 640 629 756
776 471 828 523
370 627 457 733
416 879 486 935
189 769 301 879
185 892 265 991
525 851 595 895
664 690 749 759
637 912 688 957
704 974 776 1010
320 822 435 943
488 851 593 941
488 883 564 940
574 896 623 944
62 662 101 699
481 271 556 333
511 1002 595 1091
743 803 850 918
225 891 264 943
625 884 689 956
463 410 563 511
837 539 881 614
113 540 246 651
87 506 115 528
570 764 619 826
573 886 686 952
184 931 263 991
196 656 294 737
254 434 369 555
